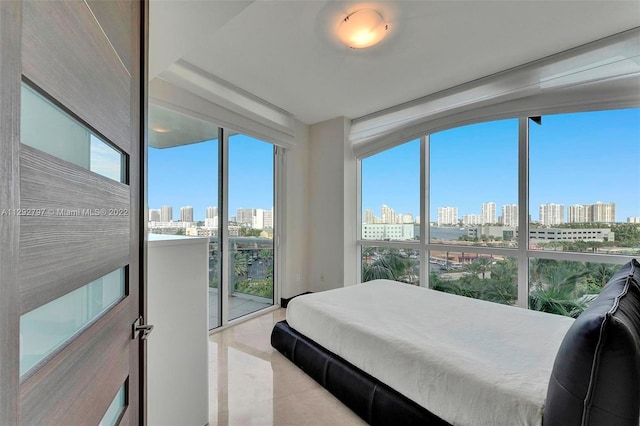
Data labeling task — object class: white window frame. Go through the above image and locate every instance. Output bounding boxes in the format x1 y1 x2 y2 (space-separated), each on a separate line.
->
357 109 638 311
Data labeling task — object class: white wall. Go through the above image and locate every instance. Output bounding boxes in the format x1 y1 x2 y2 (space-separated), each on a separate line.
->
280 119 311 298
308 117 357 293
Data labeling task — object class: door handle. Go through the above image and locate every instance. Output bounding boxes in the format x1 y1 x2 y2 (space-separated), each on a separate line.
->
132 317 154 340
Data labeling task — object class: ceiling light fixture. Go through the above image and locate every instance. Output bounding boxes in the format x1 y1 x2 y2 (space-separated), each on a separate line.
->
337 9 388 49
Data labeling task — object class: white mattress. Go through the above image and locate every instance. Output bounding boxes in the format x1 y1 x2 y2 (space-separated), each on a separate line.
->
286 280 574 426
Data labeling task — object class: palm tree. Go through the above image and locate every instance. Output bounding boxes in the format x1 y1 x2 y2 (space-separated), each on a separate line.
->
489 258 517 283
258 248 273 268
581 262 618 294
399 257 419 285
529 261 590 317
233 251 249 278
463 257 493 280
362 261 396 281
361 248 406 282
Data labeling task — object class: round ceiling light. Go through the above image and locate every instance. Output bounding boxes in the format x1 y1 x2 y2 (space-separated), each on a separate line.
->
337 9 388 49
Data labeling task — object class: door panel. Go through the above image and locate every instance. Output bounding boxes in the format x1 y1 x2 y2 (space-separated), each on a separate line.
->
0 1 22 424
19 146 130 314
86 0 135 74
20 299 132 425
11 0 142 424
21 0 132 152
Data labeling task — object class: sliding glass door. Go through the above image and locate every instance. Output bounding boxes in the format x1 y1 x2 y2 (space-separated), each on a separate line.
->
228 134 275 320
148 106 277 330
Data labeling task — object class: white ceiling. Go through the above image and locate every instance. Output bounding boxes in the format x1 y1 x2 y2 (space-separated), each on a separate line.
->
150 0 640 125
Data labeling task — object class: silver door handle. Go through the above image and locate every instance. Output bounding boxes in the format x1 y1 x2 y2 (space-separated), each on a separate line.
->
132 317 154 340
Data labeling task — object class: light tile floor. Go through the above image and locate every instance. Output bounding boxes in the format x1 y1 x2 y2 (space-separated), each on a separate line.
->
208 308 366 425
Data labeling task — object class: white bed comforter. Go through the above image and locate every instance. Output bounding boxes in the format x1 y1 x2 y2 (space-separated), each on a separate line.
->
286 280 574 426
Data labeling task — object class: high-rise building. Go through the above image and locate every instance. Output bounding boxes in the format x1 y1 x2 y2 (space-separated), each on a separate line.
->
263 208 273 229
587 201 616 223
381 204 396 224
462 214 483 226
568 204 587 223
482 202 497 224
539 203 564 226
628 217 640 224
149 209 160 222
501 204 518 227
402 214 413 224
253 209 265 229
180 206 194 222
160 205 173 222
236 208 256 225
205 206 219 228
206 206 218 219
437 207 458 226
363 209 375 224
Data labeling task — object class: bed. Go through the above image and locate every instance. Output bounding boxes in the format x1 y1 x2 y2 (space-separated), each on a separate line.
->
271 259 640 425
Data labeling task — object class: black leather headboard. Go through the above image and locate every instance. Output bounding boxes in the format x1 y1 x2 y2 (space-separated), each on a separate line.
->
544 258 640 426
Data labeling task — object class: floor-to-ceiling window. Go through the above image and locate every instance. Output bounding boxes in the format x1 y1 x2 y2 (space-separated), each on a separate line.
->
227 134 275 320
148 106 278 330
358 107 640 317
360 139 420 284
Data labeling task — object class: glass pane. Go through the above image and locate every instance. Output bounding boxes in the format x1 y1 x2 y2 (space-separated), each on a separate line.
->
21 83 125 183
529 258 621 317
99 383 126 426
429 251 518 305
361 140 420 241
361 246 420 285
430 119 518 247
20 268 125 376
529 108 640 255
228 134 274 320
147 107 220 329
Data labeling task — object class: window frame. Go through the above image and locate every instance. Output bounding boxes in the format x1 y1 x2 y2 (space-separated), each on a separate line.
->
357 109 637 311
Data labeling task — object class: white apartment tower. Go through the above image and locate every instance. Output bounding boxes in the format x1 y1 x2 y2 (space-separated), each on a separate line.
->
381 204 396 224
587 201 616 223
501 204 518 227
482 202 497 224
437 207 458 226
462 214 483 226
363 209 375 224
180 206 194 222
539 203 565 226
252 209 265 229
568 204 587 223
206 206 218 219
263 209 273 229
160 205 173 222
236 208 256 225
205 206 218 229
149 209 160 222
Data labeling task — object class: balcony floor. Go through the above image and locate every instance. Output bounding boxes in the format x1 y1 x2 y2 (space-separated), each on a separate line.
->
208 288 273 328
208 308 366 425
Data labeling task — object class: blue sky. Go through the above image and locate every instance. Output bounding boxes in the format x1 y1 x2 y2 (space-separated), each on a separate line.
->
362 108 640 222
150 108 639 223
148 134 273 221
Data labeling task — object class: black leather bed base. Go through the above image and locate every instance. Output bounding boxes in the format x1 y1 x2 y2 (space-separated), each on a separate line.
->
271 320 451 426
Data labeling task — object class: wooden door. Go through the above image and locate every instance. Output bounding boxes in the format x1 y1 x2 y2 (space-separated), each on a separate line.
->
0 1 145 424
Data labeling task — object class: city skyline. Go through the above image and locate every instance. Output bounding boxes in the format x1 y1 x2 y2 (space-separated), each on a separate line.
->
149 204 273 225
148 134 273 221
362 109 639 221
150 109 639 223
364 201 626 225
